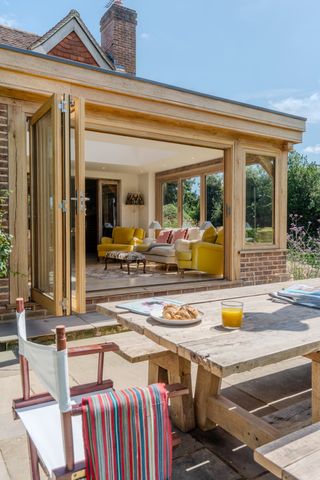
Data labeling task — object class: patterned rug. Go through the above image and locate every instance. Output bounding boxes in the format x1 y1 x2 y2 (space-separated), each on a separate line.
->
87 263 177 280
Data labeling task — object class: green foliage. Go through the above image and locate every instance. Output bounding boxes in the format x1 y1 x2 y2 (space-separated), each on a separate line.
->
288 151 320 233
182 177 200 226
206 173 223 227
0 190 12 278
163 203 179 228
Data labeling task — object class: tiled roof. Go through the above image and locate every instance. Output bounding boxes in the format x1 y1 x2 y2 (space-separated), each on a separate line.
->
0 24 40 49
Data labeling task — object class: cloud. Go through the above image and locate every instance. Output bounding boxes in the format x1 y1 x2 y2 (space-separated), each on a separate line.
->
0 14 18 27
141 32 150 40
304 144 320 155
269 92 320 123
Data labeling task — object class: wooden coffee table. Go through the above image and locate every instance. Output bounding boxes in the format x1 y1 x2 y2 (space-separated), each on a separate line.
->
104 250 146 275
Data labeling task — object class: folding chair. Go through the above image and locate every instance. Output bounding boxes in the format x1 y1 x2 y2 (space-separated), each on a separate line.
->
13 299 187 479
13 298 119 479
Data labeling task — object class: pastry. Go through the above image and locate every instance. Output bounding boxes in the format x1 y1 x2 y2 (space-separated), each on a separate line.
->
162 304 199 320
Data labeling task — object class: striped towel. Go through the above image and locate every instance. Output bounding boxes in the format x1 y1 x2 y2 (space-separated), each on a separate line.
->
82 384 172 480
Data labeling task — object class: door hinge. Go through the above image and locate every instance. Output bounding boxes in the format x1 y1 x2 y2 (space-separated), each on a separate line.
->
60 298 68 311
58 200 67 213
58 100 68 113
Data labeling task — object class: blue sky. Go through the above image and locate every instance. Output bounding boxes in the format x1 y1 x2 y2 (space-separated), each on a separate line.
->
1 0 319 160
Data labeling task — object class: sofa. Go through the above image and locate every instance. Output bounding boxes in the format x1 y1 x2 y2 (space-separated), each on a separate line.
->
175 226 224 276
97 227 145 260
135 228 203 269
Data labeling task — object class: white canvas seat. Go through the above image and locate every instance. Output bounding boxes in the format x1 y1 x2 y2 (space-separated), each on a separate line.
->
17 390 108 477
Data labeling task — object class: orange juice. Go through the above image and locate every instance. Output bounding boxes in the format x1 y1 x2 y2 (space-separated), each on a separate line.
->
221 301 243 329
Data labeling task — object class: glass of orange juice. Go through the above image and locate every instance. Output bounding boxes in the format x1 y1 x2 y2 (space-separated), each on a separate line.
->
221 301 243 329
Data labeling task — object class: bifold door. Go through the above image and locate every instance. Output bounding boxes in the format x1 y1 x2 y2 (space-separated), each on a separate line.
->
30 94 86 315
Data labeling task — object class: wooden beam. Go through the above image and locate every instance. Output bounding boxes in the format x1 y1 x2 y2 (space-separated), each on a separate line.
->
8 104 29 302
194 366 221 431
207 394 280 449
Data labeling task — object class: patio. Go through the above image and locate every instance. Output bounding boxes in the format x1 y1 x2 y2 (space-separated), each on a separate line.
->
0 299 315 479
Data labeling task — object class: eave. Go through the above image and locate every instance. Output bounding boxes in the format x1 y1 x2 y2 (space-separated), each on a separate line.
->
0 44 306 144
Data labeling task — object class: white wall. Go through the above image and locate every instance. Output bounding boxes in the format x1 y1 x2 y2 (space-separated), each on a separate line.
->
85 168 142 227
138 172 156 232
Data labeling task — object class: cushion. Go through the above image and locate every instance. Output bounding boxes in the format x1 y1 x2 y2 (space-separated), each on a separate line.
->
187 228 202 241
156 230 172 243
113 227 135 245
202 226 217 244
216 227 224 245
175 239 192 252
170 228 188 244
134 228 145 240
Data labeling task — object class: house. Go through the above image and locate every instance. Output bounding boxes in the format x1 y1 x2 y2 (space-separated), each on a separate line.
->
0 1 306 315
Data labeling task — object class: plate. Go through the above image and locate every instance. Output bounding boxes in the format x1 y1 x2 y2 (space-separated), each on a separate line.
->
150 311 203 326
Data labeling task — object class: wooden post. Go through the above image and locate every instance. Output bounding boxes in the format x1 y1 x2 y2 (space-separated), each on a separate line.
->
312 358 320 423
97 352 104 385
56 325 74 472
194 365 221 431
27 434 40 480
16 298 30 400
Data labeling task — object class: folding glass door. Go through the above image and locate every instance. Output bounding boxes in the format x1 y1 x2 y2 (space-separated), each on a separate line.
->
30 94 86 315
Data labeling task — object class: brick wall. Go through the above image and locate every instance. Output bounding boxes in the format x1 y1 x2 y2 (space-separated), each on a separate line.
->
48 31 99 66
100 4 137 75
0 103 9 306
240 250 289 285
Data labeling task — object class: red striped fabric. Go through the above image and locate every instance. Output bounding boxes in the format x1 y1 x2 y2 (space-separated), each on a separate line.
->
82 384 172 480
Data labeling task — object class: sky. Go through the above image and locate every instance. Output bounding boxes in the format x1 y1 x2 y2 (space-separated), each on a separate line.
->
1 0 320 160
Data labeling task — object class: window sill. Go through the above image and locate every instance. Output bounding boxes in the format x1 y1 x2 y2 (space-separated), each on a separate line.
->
240 246 287 254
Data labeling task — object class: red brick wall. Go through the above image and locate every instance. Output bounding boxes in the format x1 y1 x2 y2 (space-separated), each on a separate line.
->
240 250 289 285
48 31 99 66
0 103 9 306
100 4 137 75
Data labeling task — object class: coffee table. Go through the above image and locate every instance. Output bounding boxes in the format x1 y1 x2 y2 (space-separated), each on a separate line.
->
104 250 146 275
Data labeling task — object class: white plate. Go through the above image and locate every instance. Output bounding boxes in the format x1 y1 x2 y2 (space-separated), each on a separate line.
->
150 312 203 326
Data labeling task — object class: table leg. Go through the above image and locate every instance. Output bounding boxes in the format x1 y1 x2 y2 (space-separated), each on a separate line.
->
148 360 168 384
104 257 108 270
194 365 221 431
127 261 130 275
150 353 195 432
312 358 320 423
143 260 146 273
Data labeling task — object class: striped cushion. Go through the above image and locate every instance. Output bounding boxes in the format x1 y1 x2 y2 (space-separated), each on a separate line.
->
82 384 172 480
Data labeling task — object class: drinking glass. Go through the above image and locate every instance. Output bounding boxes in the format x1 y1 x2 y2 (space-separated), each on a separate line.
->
221 301 243 329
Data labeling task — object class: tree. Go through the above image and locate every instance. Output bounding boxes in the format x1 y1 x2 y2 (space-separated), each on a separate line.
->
288 151 320 233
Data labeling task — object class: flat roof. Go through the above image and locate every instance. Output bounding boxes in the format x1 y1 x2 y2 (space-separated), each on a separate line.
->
0 43 306 122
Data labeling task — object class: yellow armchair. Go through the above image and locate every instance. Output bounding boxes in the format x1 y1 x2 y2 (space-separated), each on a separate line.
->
175 226 224 276
97 227 145 260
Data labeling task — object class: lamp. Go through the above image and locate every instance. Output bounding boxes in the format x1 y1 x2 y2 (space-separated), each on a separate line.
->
125 192 144 206
149 221 161 230
200 221 213 230
149 220 161 240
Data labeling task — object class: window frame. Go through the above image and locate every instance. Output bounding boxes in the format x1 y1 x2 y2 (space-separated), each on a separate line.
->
242 148 281 250
156 158 224 228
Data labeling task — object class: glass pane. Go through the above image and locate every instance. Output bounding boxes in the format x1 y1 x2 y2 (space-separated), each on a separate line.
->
245 154 275 244
33 110 54 296
206 172 224 227
102 183 118 229
162 181 178 228
182 176 200 227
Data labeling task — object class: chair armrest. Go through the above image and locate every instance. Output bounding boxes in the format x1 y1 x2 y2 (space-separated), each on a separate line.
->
130 237 144 246
175 238 192 252
101 237 113 244
191 241 223 253
68 342 119 357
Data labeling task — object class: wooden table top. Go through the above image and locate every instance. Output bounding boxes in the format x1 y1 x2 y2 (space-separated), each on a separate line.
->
98 279 320 378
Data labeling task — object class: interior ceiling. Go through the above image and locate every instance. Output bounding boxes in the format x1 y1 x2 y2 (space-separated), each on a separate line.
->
80 131 223 174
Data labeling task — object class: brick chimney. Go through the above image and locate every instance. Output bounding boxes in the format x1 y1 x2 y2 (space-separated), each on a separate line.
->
100 0 137 75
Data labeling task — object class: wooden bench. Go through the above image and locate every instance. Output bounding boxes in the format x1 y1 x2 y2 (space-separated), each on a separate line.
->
254 422 320 480
107 330 168 363
106 331 195 432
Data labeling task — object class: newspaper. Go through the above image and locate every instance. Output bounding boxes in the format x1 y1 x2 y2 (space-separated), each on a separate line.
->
270 284 320 308
117 297 184 316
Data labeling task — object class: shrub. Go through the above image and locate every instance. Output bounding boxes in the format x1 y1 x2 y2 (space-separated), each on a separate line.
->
0 190 12 278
